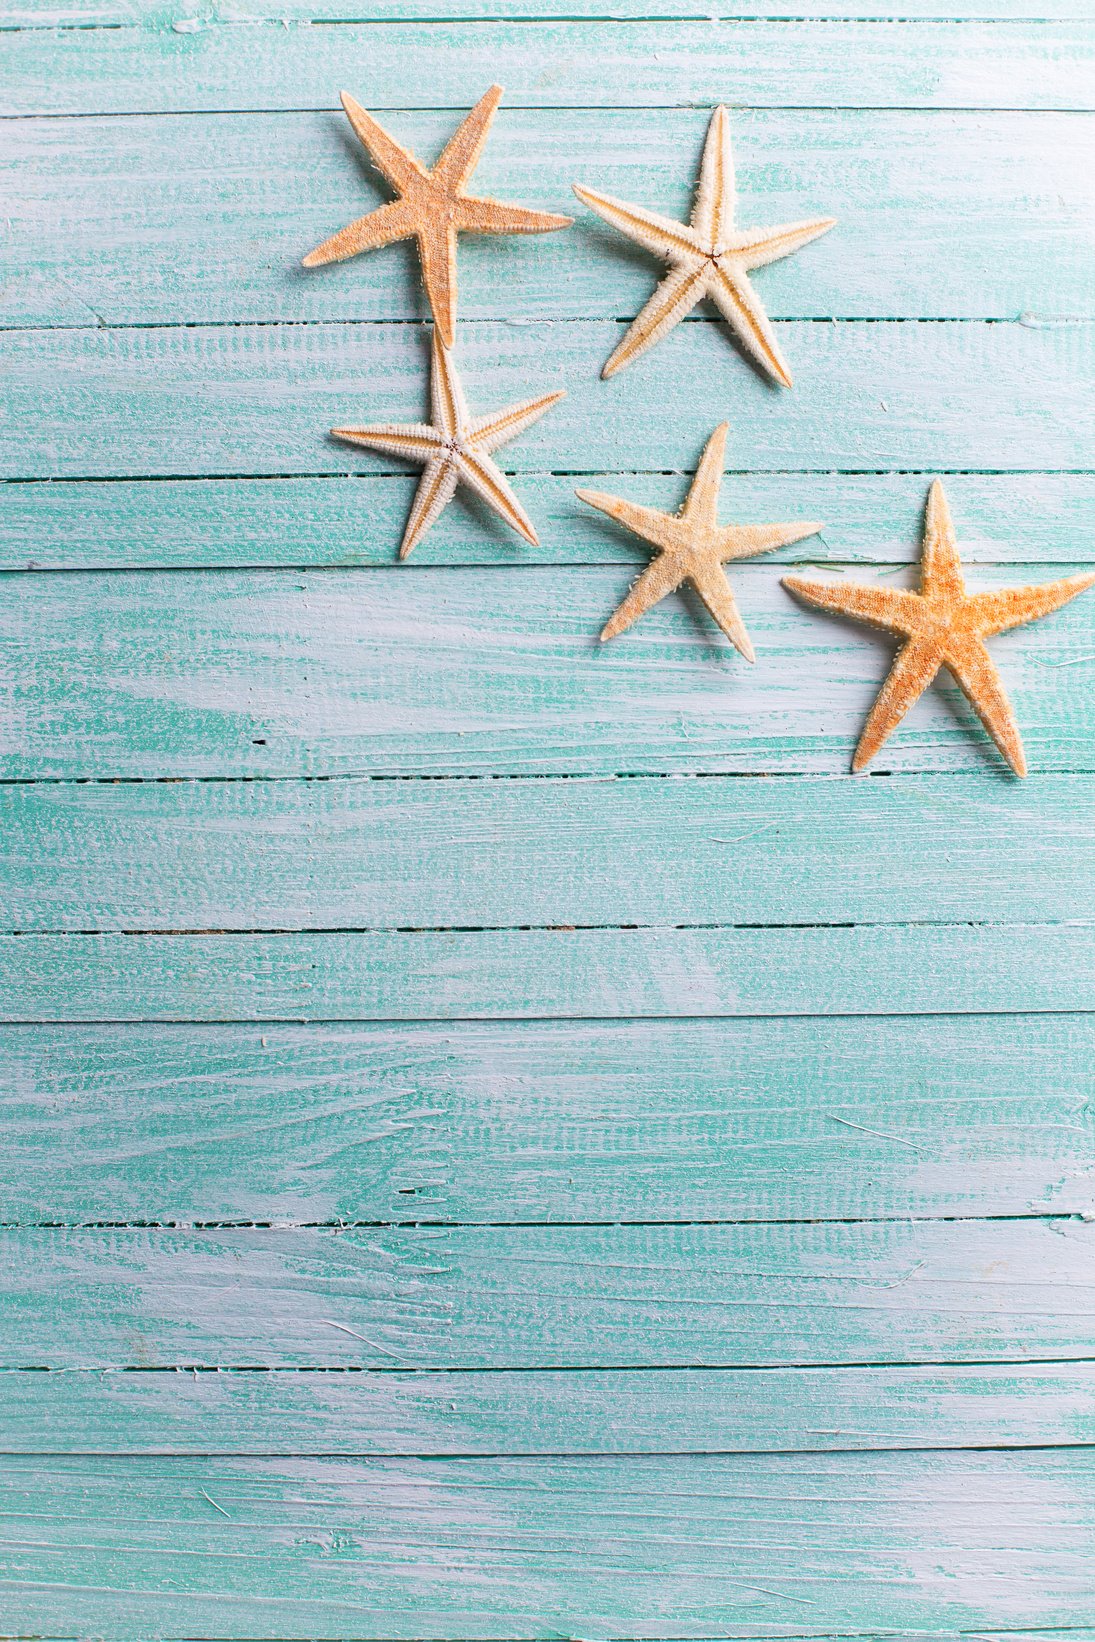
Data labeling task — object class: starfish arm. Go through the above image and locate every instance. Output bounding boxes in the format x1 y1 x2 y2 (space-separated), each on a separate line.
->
919 478 966 600
572 184 705 263
600 262 708 379
400 459 460 560
731 215 837 272
706 263 793 388
781 574 926 637
330 422 442 465
470 389 566 455
965 572 1095 638
456 448 541 546
432 83 504 193
457 195 573 236
689 560 755 661
600 553 688 642
945 635 1028 777
692 104 736 246
717 520 824 563
575 488 683 555
852 636 942 772
302 196 417 268
338 93 428 194
681 423 729 529
428 334 469 440
418 224 460 350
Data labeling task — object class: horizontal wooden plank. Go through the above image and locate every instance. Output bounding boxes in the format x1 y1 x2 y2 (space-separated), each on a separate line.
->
8 0 1088 21
4 1450 1095 1638
12 772 1095 932
7 110 1095 327
4 320 1094 482
5 1361 1094 1454
7 925 1095 1019
4 1218 1094 1368
8 472 1095 571
6 1016 1093 1224
9 21 1093 117
9 564 1095 778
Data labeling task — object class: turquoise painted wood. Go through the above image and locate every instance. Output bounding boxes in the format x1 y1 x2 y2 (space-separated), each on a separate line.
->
5 1361 1095 1454
7 472 1095 571
4 321 1095 480
9 565 1095 778
8 21 1094 115
4 1219 1093 1367
8 1 1095 1636
10 773 1095 930
5 1451 1095 1638
7 924 1095 1019
7 112 1093 328
5 1018 1092 1224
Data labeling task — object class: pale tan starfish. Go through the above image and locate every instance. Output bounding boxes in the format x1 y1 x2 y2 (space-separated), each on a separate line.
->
303 84 572 348
782 480 1095 776
331 331 564 559
576 422 822 658
573 105 835 385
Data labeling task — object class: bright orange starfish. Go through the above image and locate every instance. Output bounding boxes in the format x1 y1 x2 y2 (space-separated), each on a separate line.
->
782 480 1095 776
577 422 822 657
303 84 572 348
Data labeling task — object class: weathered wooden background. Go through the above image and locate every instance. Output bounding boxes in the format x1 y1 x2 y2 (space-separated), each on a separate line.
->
4 0 1095 1633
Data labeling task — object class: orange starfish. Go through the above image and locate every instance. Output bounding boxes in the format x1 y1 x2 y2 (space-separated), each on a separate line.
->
573 105 835 385
576 422 822 657
303 84 572 348
331 332 564 559
782 480 1095 776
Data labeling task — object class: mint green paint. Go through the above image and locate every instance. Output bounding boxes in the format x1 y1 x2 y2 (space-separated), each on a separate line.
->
8 2 1095 1633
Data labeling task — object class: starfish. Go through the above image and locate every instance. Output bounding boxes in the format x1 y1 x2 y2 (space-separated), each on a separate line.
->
573 104 835 385
303 83 572 348
331 331 565 559
576 422 822 658
782 480 1095 776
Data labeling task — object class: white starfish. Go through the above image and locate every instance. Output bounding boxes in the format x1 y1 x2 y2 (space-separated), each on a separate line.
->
331 333 565 559
574 105 836 385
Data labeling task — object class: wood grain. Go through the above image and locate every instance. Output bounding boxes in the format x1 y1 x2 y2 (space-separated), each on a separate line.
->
4 320 1094 481
6 110 1094 327
9 21 1093 116
7 472 1095 572
6 925 1095 1020
10 772 1095 931
9 565 1095 778
9 0 1088 22
4 1218 1094 1367
6 1016 1093 1224
5 1361 1094 1453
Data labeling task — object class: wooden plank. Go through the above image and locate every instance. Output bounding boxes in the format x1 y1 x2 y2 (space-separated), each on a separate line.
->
6 1016 1093 1225
8 472 1095 572
4 1450 1094 1638
6 111 1095 327
4 1362 1095 1454
8 21 1094 117
7 925 1095 1020
8 564 1095 778
5 320 1092 483
4 1218 1094 1368
7 0 1088 22
12 772 1095 932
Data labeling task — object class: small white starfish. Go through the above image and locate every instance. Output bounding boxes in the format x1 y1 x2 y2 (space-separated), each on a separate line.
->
331 332 565 559
573 104 836 385
577 422 823 658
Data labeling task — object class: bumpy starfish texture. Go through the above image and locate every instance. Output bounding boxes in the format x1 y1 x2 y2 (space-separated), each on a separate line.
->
331 332 564 559
782 480 1095 776
576 423 822 658
573 104 835 385
303 84 572 348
